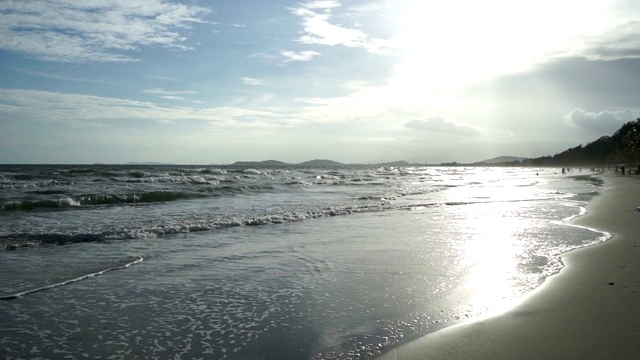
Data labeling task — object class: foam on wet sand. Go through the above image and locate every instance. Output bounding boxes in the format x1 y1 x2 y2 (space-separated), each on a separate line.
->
377 172 640 360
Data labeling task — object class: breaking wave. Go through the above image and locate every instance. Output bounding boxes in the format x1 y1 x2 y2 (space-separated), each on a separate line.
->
1 191 194 211
0 257 143 300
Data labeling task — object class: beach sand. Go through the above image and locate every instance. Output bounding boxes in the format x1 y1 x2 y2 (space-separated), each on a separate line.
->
377 172 640 360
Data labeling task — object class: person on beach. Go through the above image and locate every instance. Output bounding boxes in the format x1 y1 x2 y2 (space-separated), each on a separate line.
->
562 167 566 174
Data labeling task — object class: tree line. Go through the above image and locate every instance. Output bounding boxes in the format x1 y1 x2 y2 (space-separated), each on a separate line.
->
523 118 640 167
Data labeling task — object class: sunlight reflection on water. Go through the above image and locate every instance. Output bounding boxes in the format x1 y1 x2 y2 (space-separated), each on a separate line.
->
0 168 608 360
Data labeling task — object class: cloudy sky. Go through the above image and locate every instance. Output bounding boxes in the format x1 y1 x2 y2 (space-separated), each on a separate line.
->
1 0 640 164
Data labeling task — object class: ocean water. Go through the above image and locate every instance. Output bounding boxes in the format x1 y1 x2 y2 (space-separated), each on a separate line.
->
0 165 608 359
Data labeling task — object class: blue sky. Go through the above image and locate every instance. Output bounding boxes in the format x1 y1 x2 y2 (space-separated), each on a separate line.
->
1 0 640 164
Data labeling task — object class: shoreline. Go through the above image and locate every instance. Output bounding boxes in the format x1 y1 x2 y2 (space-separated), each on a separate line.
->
377 172 640 359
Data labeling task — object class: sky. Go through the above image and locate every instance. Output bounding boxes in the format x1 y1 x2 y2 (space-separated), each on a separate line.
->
1 0 640 164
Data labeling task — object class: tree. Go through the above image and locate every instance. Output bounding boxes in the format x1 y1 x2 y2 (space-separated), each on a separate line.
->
621 118 640 162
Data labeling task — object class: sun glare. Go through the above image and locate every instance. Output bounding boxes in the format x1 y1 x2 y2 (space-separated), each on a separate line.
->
394 0 617 90
293 0 619 123
462 202 522 308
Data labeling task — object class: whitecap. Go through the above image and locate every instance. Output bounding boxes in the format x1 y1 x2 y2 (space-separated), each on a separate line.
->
243 169 262 175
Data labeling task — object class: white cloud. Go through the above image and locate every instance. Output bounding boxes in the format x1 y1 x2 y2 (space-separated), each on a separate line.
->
404 117 480 136
564 108 637 133
289 1 394 54
303 1 341 10
281 50 321 62
5 65 114 84
249 52 278 60
143 88 198 96
159 95 185 101
0 0 211 63
0 88 286 127
142 87 198 101
241 77 264 86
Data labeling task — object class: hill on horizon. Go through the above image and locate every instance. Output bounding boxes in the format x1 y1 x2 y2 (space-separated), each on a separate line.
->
206 118 640 168
299 159 345 167
228 159 421 167
476 156 527 164
231 160 289 167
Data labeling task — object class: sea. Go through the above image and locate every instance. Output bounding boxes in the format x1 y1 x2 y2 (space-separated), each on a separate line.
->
0 164 609 360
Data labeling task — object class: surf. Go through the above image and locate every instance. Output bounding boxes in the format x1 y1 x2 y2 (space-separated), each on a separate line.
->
0 256 143 300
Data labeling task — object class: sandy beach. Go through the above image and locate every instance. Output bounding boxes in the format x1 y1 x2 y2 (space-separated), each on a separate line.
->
378 172 640 360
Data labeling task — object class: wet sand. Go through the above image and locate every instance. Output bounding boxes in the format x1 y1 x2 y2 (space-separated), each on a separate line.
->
377 172 640 360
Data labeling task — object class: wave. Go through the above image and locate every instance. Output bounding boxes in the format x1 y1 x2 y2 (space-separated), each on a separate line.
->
1 191 194 211
2 198 81 211
1 181 293 211
0 257 143 300
0 202 394 250
444 198 543 207
207 183 276 194
0 179 71 189
1 195 557 250
28 190 69 195
112 175 221 184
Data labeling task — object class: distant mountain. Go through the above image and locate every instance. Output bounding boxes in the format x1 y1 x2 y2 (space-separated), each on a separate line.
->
125 162 175 165
227 159 419 167
476 156 527 164
299 159 345 167
231 160 289 167
376 160 415 167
